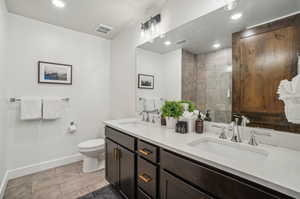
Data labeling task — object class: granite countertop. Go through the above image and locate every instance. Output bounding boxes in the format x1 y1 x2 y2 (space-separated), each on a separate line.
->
104 118 300 198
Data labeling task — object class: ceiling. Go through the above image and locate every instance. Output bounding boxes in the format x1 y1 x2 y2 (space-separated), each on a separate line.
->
5 0 167 39
139 0 300 54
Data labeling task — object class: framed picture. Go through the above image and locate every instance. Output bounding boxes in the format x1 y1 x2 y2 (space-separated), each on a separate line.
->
138 74 154 89
38 61 72 85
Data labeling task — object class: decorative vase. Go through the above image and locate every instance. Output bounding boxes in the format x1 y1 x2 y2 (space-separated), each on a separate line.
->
166 117 177 129
181 103 189 112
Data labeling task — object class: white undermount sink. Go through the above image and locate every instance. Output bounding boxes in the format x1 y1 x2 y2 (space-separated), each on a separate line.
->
118 120 148 128
187 137 269 163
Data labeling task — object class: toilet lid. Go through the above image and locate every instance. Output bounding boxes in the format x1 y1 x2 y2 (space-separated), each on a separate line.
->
78 139 104 149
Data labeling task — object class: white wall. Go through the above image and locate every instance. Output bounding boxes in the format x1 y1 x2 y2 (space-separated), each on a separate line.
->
0 0 7 188
136 49 164 100
162 49 182 101
136 48 182 112
111 0 225 119
5 14 111 170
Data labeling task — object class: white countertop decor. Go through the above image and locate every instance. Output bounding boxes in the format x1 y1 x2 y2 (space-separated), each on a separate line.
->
104 118 300 198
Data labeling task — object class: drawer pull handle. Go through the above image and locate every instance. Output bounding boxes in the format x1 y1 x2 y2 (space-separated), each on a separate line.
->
113 148 120 160
139 149 152 156
114 148 118 160
139 174 152 183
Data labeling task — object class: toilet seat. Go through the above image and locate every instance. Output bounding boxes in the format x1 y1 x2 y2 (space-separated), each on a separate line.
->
78 139 104 152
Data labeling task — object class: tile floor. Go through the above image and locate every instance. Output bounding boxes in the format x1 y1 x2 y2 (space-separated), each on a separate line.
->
4 161 109 199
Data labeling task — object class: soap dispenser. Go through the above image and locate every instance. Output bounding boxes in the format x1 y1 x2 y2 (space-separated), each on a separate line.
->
204 110 212 122
195 111 204 134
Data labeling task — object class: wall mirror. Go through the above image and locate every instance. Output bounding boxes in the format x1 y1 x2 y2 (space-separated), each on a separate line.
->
135 0 300 132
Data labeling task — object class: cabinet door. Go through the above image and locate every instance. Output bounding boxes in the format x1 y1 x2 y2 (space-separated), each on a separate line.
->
137 188 152 199
239 26 295 114
160 170 213 199
105 138 119 186
118 145 136 199
232 14 300 132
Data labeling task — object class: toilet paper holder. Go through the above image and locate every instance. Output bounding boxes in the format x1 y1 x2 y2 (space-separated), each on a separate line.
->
68 121 77 133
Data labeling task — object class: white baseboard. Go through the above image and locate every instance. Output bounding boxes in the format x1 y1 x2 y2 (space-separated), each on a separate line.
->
7 153 83 180
0 171 9 199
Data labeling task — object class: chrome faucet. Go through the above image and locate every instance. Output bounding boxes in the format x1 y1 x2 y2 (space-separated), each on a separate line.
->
231 118 242 143
146 112 150 122
140 109 160 123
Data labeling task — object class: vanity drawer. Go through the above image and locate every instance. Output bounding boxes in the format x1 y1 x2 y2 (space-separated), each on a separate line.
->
160 149 290 199
137 140 158 163
137 157 157 199
105 127 135 151
137 188 152 199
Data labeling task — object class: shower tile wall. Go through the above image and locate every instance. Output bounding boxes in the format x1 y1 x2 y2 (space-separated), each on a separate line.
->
182 48 232 123
181 50 197 103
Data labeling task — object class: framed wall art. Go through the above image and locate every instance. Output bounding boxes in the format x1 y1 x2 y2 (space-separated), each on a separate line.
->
138 74 154 89
38 61 72 85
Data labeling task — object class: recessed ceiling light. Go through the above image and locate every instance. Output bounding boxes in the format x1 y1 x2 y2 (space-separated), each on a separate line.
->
164 41 172 46
52 0 66 8
231 13 243 20
213 43 221 49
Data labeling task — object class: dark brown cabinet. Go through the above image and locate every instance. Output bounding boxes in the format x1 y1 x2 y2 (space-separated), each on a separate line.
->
105 126 294 199
232 13 300 133
137 140 158 163
105 139 119 186
105 137 135 199
137 157 157 198
119 145 135 199
137 188 152 199
160 170 213 199
160 149 291 199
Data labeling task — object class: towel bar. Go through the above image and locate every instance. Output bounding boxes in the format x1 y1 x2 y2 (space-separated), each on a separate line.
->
9 97 70 103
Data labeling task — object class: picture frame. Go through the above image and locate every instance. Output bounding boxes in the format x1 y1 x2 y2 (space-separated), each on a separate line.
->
38 61 72 85
138 74 154 89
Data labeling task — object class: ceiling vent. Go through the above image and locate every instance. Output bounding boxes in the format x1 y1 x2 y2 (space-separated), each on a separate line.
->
96 24 113 34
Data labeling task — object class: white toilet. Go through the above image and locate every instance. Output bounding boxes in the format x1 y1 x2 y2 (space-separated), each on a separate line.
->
78 138 105 173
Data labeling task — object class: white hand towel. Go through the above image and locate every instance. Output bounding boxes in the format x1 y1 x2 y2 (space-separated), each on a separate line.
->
20 97 42 120
43 98 64 120
298 56 300 75
154 98 164 110
292 75 300 93
145 99 155 111
137 97 145 113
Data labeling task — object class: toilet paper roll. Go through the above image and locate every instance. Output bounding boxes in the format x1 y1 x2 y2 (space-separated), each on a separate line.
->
68 124 77 134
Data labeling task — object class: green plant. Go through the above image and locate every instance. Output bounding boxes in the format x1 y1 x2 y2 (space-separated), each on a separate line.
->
161 101 184 119
179 100 196 112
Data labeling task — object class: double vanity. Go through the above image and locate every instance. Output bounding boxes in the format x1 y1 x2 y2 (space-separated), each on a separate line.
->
105 4 300 199
104 119 300 199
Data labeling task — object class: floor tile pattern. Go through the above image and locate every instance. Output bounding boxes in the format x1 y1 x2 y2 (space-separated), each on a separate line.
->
4 161 108 199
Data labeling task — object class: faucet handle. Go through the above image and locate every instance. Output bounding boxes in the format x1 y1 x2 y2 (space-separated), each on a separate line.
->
248 130 259 146
232 114 242 124
241 115 250 126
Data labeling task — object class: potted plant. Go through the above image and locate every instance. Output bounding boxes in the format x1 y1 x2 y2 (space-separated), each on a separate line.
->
161 101 184 129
